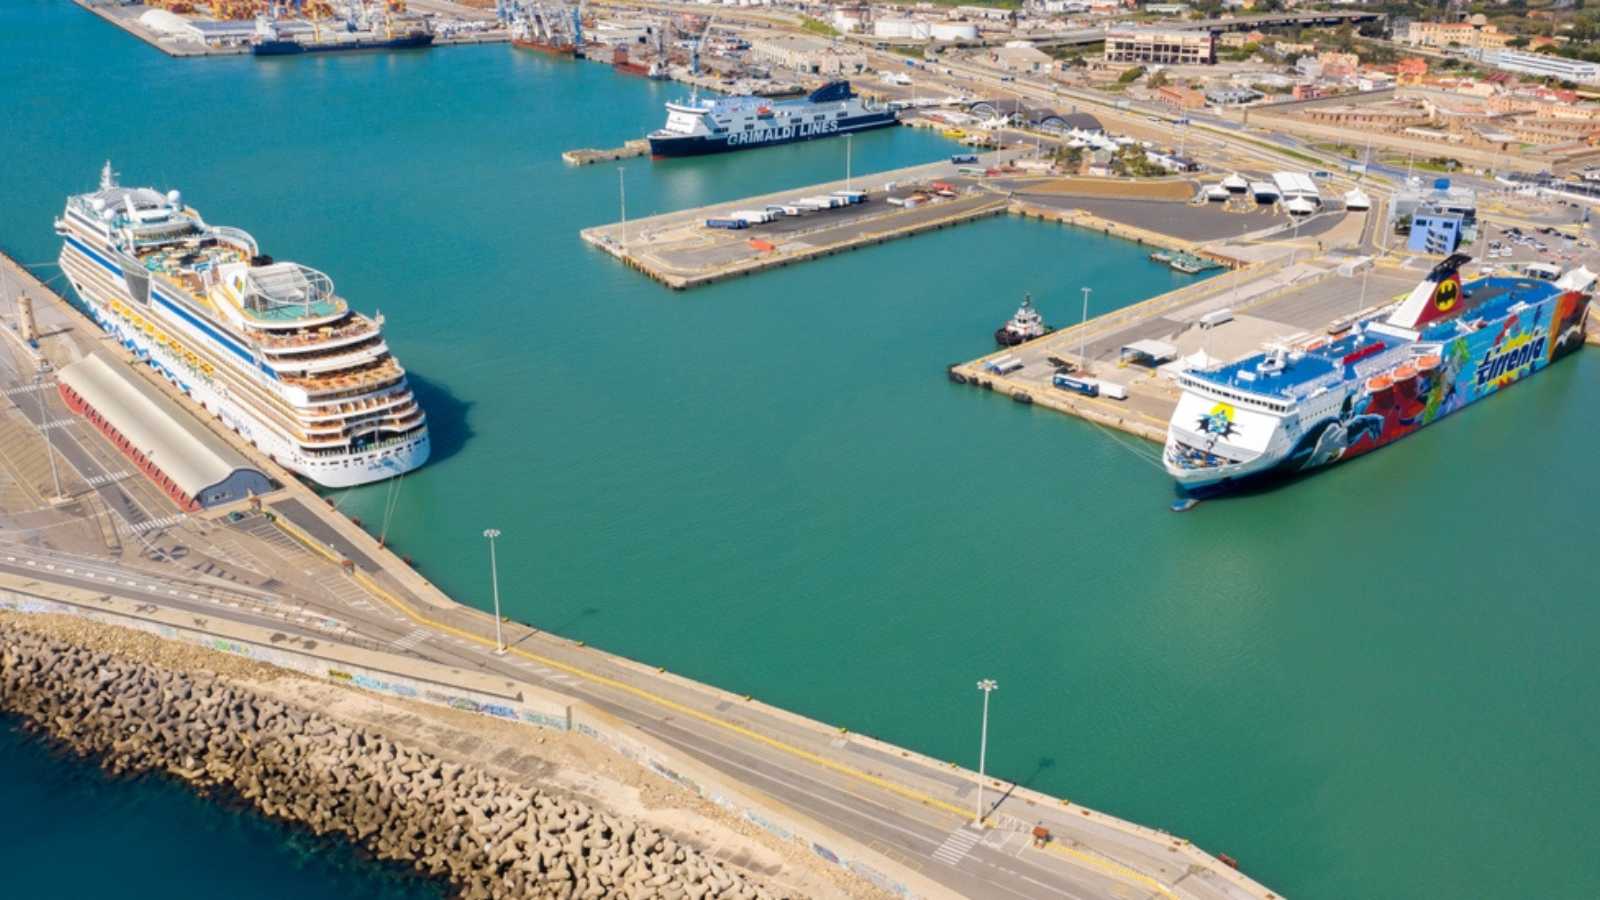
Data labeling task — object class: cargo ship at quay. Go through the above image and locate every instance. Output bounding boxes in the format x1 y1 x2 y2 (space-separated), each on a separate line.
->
1165 255 1592 498
55 164 429 488
647 81 896 158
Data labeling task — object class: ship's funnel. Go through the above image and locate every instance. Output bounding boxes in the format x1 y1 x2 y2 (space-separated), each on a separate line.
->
1554 265 1597 294
1386 252 1472 331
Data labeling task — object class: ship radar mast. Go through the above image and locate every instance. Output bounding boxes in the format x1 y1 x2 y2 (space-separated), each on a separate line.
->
99 160 118 191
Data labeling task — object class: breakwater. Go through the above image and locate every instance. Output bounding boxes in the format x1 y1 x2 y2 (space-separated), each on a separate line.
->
0 622 785 900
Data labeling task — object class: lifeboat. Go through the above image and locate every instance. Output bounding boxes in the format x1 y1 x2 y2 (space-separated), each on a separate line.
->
1392 363 1417 382
1367 375 1393 393
1415 353 1442 372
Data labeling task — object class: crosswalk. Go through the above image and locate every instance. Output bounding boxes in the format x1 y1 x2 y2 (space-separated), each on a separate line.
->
392 628 430 651
931 826 982 867
83 470 130 487
3 383 52 398
130 514 185 534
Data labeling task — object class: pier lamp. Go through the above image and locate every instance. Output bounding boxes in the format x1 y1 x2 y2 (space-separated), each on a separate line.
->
975 678 998 826
1078 287 1092 371
483 528 505 654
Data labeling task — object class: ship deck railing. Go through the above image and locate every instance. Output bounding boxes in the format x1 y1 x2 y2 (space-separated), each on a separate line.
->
254 318 378 351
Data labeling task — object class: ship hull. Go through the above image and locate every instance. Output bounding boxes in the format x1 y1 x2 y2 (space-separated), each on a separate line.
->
58 236 429 489
253 33 433 56
649 112 898 158
512 39 583 58
1169 289 1590 498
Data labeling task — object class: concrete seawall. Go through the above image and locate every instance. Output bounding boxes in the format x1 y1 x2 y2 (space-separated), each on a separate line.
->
0 619 785 900
0 578 960 900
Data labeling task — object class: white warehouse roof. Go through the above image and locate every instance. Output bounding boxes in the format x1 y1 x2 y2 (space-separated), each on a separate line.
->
1272 171 1319 198
56 353 273 509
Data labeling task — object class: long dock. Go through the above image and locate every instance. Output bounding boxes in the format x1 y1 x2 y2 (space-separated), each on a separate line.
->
949 256 1418 442
563 139 650 165
581 153 1020 289
0 248 1284 900
951 256 1600 444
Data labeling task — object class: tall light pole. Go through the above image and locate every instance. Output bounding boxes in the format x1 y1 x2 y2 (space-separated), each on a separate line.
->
845 133 853 192
618 167 628 252
1078 286 1091 371
483 527 505 654
974 678 998 826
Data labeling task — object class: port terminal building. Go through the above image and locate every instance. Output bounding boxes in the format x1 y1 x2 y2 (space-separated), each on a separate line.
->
56 353 274 511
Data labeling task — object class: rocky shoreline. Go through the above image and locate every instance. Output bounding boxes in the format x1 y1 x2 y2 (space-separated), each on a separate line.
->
0 622 788 900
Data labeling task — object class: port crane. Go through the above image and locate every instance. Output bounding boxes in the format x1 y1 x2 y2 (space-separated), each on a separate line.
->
688 14 715 76
501 0 583 52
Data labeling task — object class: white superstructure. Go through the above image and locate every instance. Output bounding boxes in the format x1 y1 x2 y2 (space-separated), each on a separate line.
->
56 163 429 488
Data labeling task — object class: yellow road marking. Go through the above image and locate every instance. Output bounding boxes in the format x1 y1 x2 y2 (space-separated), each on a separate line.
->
1042 841 1179 900
272 513 1183 898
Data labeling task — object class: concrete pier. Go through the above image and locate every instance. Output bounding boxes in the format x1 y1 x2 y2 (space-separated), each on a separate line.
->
945 258 1562 444
581 152 1026 290
563 139 650 165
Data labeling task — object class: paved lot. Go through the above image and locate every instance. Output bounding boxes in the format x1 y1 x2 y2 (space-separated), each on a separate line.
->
1015 192 1282 242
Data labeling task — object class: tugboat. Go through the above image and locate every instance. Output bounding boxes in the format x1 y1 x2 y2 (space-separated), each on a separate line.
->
995 294 1050 346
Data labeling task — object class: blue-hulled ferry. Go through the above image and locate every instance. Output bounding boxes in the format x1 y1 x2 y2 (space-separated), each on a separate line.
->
647 81 897 158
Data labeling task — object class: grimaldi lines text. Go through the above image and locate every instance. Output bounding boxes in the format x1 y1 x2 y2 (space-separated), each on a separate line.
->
647 81 897 158
55 163 429 488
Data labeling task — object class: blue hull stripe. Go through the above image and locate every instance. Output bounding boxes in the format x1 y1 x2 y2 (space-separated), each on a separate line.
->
63 235 123 278
150 288 275 378
62 235 275 380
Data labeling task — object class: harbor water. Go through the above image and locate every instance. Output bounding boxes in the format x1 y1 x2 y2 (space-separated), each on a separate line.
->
4 2 1600 898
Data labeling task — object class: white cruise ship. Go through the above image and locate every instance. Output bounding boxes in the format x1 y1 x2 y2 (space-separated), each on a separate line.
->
56 163 429 488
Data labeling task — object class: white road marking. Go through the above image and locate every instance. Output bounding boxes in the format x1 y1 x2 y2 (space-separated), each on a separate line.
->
932 826 983 866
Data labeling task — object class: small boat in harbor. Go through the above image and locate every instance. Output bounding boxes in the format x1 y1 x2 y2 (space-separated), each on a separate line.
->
1169 252 1221 274
1150 250 1174 264
995 293 1050 346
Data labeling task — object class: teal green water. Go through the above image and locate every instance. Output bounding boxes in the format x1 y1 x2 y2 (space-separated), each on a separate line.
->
5 3 1600 898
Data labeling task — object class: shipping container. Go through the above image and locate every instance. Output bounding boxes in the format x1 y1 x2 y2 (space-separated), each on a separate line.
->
1052 373 1099 397
831 189 868 204
1091 379 1128 400
985 356 1024 375
705 218 749 230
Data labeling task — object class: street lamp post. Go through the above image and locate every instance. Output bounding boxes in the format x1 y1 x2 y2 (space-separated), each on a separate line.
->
483 528 505 654
1078 287 1091 371
975 678 998 826
845 133 853 193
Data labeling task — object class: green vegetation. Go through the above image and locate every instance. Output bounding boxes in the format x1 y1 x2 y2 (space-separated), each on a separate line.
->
1047 42 1102 61
1312 142 1363 160
1050 145 1085 172
1221 42 1260 63
1116 65 1146 84
1112 144 1167 178
799 17 839 38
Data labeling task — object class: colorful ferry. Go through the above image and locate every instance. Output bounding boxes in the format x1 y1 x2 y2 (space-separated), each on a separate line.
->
647 81 897 158
55 163 429 488
1164 255 1592 497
